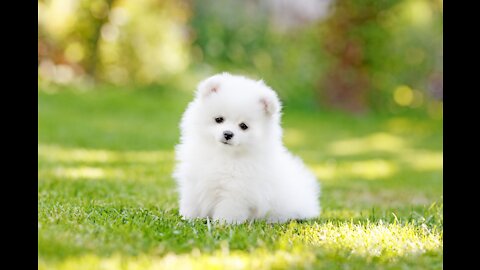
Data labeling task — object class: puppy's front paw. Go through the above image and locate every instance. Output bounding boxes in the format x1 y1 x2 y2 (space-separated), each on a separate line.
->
179 207 200 221
212 215 247 225
212 201 249 224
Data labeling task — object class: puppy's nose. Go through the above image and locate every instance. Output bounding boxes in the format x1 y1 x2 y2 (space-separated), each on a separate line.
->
223 130 234 140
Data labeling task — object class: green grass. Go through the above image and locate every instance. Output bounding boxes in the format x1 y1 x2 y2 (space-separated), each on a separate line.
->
38 85 443 269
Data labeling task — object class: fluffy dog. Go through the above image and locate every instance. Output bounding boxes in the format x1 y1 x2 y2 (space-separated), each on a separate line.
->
173 72 320 224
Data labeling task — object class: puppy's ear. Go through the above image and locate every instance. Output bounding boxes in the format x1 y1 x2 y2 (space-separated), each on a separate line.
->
260 94 281 116
196 73 227 99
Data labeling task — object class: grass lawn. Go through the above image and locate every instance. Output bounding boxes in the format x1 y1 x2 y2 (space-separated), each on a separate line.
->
38 85 443 269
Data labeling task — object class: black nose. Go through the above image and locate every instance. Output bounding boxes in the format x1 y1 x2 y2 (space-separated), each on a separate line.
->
223 131 234 140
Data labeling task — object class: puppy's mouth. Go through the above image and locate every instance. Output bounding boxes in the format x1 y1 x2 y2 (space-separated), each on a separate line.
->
221 140 233 146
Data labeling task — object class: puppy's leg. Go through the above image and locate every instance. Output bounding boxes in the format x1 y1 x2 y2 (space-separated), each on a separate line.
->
212 199 249 224
179 195 200 220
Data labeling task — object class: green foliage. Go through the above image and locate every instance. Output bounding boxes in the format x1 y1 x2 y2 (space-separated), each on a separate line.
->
189 0 326 109
38 0 191 84
315 0 442 113
38 0 443 114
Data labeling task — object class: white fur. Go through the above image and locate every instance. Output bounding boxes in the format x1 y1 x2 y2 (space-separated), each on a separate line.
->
173 72 321 224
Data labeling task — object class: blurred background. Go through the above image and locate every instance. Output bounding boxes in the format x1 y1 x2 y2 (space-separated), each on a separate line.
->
38 0 442 116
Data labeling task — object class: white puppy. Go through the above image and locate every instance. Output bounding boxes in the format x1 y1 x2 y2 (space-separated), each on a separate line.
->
173 73 320 224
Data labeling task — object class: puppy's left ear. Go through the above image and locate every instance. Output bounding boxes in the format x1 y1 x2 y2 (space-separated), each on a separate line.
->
196 73 229 99
260 94 281 116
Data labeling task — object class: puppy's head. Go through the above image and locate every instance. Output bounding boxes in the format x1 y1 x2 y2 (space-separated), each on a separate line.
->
191 73 282 151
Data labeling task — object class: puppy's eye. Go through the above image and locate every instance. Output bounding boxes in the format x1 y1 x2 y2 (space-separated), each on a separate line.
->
215 117 224 123
239 123 248 130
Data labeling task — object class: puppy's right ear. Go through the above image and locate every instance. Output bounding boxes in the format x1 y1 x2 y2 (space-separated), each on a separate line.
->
196 74 223 99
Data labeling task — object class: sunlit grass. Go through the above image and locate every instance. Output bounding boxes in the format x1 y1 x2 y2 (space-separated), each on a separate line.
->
310 159 398 181
280 221 442 260
38 249 314 270
38 87 442 269
309 150 442 181
327 132 407 156
50 166 115 180
39 144 173 164
39 220 442 270
399 150 443 171
38 215 442 270
283 128 306 147
38 144 175 182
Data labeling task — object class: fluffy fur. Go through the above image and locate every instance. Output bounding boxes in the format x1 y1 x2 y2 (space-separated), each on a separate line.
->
173 72 320 224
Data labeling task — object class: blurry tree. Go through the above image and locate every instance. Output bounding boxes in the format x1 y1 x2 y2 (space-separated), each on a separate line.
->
38 0 442 116
38 0 192 85
83 0 116 78
189 0 328 108
317 0 442 113
318 0 389 112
